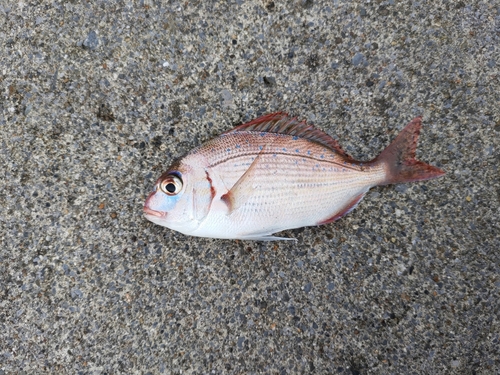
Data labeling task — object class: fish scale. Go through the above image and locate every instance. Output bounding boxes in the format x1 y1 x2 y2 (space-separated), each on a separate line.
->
199 155 380 237
144 113 445 240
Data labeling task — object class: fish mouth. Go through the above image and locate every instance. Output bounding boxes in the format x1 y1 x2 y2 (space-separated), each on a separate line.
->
143 207 166 219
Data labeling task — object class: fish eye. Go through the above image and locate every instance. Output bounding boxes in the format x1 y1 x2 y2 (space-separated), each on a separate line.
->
160 174 183 196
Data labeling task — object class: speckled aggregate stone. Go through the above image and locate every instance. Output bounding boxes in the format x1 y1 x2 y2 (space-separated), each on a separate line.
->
1 1 499 374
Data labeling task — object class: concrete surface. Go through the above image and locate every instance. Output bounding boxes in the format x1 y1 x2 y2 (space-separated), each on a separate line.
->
1 1 499 374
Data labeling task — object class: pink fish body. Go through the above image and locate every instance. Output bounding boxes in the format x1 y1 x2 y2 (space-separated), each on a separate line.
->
144 113 445 240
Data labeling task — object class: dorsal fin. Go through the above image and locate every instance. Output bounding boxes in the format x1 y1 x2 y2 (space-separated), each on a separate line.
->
225 112 352 159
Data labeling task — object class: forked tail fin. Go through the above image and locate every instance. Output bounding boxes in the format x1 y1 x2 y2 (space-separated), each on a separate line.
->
374 117 445 185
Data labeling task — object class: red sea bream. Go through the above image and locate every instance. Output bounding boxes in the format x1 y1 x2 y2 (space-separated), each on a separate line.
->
143 113 445 240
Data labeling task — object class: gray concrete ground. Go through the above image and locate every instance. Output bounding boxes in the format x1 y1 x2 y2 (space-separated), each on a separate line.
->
1 1 499 374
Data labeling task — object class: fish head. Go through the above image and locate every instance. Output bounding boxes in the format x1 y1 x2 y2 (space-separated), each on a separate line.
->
143 156 213 235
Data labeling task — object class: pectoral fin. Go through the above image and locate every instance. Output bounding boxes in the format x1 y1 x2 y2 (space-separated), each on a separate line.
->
221 151 265 214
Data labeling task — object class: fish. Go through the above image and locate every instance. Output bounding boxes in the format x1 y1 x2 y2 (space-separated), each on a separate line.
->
143 112 445 240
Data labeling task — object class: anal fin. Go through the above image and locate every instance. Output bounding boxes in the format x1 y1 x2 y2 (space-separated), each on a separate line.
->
317 192 366 225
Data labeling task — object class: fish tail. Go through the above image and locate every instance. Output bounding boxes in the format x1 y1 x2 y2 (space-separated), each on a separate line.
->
374 117 445 185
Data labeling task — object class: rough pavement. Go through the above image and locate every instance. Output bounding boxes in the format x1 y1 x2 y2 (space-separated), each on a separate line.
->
1 1 499 374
